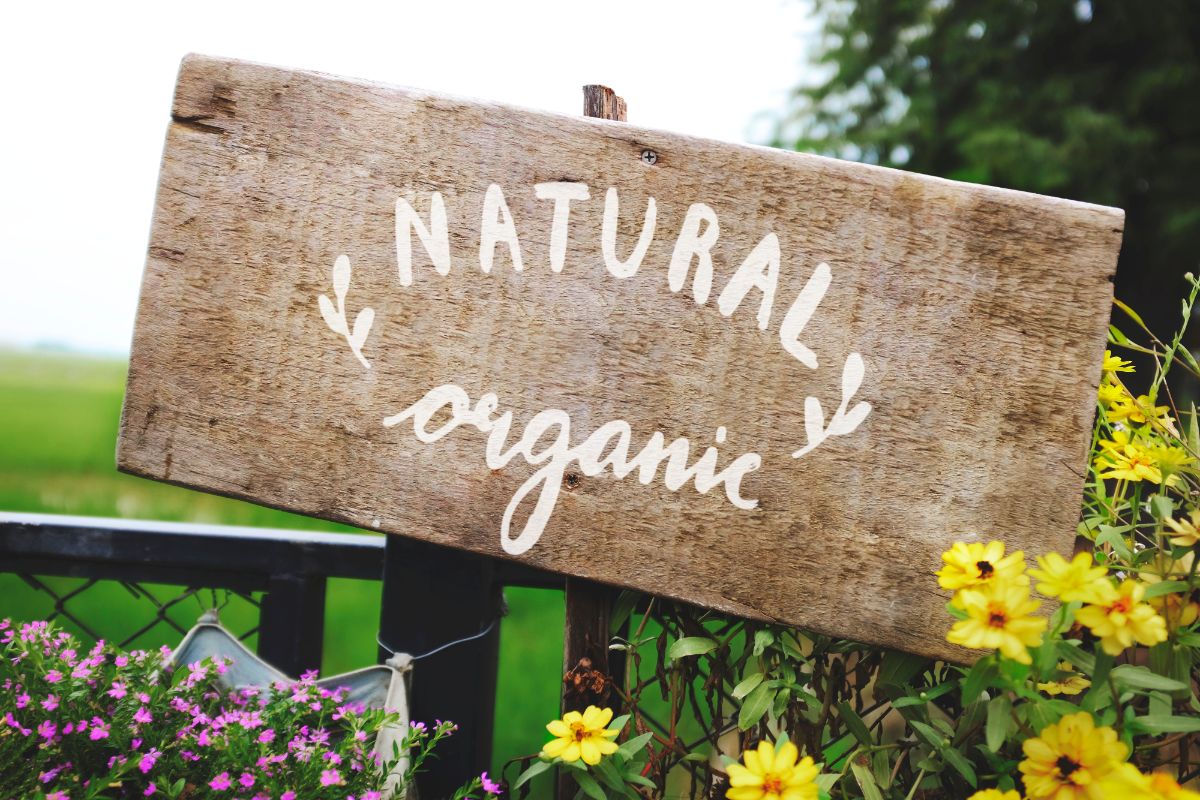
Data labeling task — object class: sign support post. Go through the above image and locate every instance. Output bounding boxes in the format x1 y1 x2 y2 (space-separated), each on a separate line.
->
556 83 632 800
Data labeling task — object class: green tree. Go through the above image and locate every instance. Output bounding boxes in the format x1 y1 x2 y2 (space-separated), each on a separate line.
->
775 0 1200 352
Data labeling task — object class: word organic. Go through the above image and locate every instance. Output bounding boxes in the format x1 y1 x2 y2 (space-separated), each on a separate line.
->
319 181 871 556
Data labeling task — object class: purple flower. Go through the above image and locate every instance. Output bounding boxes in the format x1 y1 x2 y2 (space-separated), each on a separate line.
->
257 728 275 744
281 792 297 800
144 783 156 796
46 792 69 800
45 670 63 684
115 655 129 667
132 738 142 750
134 706 153 724
89 718 110 740
42 694 59 711
319 769 343 787
208 772 232 791
139 748 160 774
239 772 255 788
481 771 502 794
108 682 127 699
137 692 150 703
37 720 57 740
361 793 383 800
15 693 29 708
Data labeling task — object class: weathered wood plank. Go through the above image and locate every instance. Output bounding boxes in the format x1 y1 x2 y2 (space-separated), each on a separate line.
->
118 54 1122 661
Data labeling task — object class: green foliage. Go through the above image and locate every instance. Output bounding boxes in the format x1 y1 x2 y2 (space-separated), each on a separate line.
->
774 0 1200 347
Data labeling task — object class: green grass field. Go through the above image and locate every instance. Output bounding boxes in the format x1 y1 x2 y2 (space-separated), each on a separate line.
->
0 346 562 785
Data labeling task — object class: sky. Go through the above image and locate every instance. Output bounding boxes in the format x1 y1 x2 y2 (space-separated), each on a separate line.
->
0 0 818 355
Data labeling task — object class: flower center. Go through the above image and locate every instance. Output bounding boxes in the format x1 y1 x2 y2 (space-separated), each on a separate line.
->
1056 756 1081 781
761 774 784 794
976 560 995 579
571 722 588 742
987 604 1008 628
1110 597 1133 614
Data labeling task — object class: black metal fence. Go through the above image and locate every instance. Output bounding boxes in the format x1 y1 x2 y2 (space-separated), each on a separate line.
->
0 511 562 797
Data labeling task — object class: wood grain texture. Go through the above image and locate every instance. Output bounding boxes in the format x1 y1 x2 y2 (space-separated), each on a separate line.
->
118 54 1124 661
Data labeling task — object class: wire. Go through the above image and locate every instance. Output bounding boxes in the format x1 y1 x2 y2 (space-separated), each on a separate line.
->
376 616 500 662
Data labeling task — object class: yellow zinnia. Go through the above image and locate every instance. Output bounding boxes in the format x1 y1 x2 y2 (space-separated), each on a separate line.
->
1165 510 1200 547
726 740 819 800
937 541 1028 592
1028 552 1116 605
1102 350 1134 375
1036 662 1091 696
1144 555 1200 631
946 581 1046 664
966 790 1022 800
541 705 620 765
1106 394 1173 429
1019 712 1129 800
1094 430 1169 484
1075 580 1168 655
1143 770 1200 799
1097 381 1125 407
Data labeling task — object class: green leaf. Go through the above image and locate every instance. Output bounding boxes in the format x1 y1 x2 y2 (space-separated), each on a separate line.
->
513 759 554 789
1055 641 1096 676
667 636 718 659
878 650 929 691
986 695 1012 753
961 657 997 705
942 747 978 787
609 591 639 634
1111 665 1189 692
1128 714 1200 734
617 731 654 759
732 673 764 700
837 702 874 746
909 719 947 751
1143 580 1191 599
574 770 608 800
738 681 773 730
593 758 627 793
753 629 775 656
851 760 885 800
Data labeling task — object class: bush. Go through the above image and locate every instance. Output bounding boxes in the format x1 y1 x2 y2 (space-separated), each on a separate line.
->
0 621 498 800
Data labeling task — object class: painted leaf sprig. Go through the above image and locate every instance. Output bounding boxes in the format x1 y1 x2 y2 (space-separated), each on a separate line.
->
318 254 375 369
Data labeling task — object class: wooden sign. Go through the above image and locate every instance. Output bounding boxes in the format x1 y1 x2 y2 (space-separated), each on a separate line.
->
118 54 1123 660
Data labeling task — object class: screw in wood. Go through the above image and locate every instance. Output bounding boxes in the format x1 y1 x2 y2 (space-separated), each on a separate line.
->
641 149 658 165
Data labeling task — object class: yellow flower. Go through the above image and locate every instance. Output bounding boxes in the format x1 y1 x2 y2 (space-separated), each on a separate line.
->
725 740 819 800
1106 394 1174 430
937 541 1029 592
1097 381 1125 407
1075 580 1168 655
946 581 1046 663
967 790 1022 800
1143 770 1200 799
1166 510 1200 547
1036 662 1091 696
1028 552 1116 605
1101 763 1200 799
1149 440 1194 478
1102 350 1135 375
1019 712 1129 800
542 705 620 765
1143 554 1200 631
1094 430 1169 484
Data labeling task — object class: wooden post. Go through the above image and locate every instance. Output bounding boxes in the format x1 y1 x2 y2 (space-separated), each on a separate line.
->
378 539 502 798
555 82 632 800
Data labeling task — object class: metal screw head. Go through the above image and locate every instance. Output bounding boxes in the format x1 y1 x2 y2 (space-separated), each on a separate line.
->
641 149 658 165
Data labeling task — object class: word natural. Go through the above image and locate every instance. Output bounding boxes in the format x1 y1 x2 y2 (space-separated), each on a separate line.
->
319 181 872 556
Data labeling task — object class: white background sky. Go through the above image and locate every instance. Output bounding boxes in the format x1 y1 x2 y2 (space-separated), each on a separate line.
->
0 0 818 355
